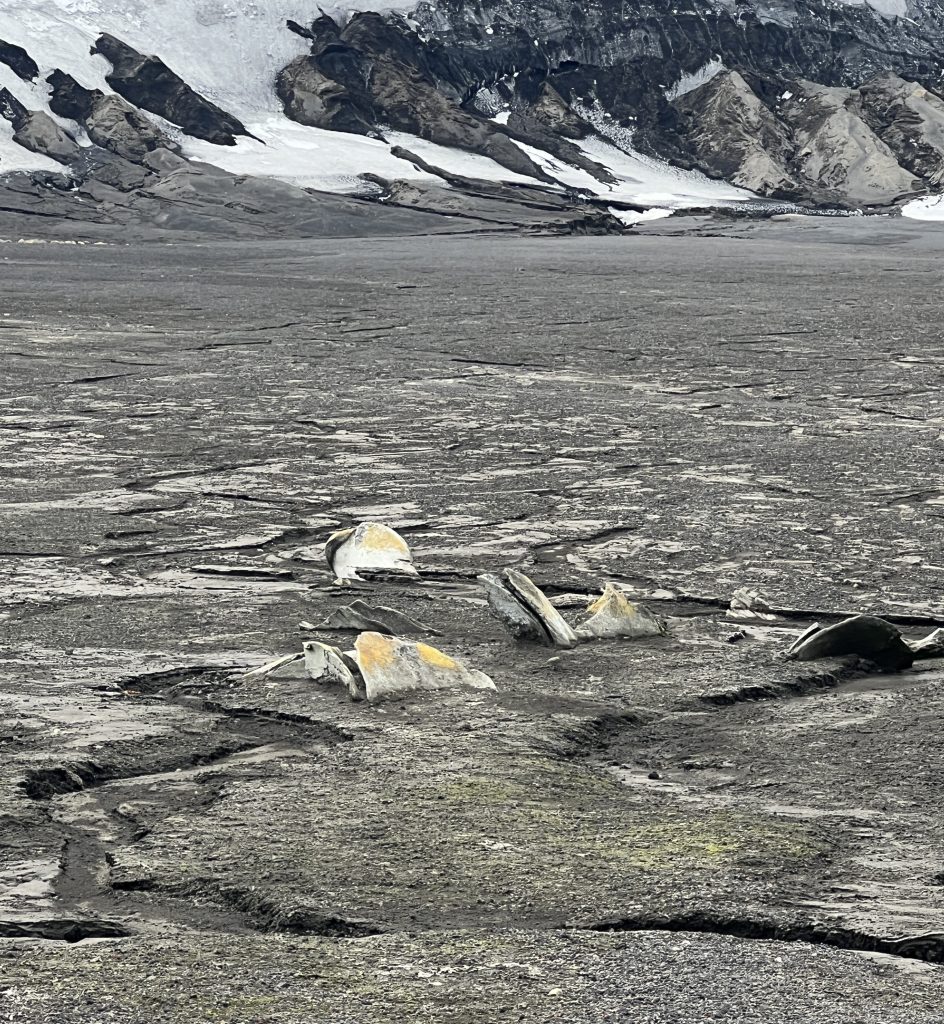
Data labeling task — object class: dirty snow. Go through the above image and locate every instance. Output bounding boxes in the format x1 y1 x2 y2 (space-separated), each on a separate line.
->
577 136 751 206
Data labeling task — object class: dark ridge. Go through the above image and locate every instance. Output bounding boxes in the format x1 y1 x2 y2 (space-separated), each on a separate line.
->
584 911 944 966
175 881 383 936
0 86 28 127
18 741 253 801
114 664 238 696
697 664 860 706
0 918 130 941
91 32 248 145
0 40 39 82
201 700 355 742
19 665 352 801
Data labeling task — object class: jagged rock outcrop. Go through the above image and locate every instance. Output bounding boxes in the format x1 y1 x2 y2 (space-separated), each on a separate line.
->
858 74 944 186
410 0 944 139
271 2 944 210
782 81 919 206
673 71 799 196
0 39 38 82
277 56 376 138
672 70 923 206
92 33 247 146
279 12 556 183
47 70 179 164
277 11 629 187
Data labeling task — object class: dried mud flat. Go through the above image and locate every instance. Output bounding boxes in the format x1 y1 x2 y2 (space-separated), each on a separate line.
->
2 216 944 1022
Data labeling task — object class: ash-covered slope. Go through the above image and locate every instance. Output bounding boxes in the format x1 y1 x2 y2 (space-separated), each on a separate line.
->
0 0 943 237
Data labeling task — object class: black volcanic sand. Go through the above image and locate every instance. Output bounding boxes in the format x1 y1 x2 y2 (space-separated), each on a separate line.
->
1 216 944 1022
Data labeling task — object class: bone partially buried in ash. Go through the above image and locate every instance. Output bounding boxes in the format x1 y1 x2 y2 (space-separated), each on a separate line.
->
352 632 496 701
481 570 665 646
787 614 915 671
479 569 579 648
576 583 666 640
248 634 496 702
303 640 366 700
308 599 440 636
325 523 418 582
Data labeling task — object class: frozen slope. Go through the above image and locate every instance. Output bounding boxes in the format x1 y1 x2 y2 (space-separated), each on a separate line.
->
0 0 765 210
182 119 442 195
0 0 419 120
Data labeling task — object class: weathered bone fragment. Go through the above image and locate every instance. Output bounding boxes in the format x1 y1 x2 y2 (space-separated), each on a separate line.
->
576 583 666 640
353 632 496 701
478 572 551 644
788 614 914 671
907 627 944 660
303 640 365 700
728 588 778 621
325 522 418 582
241 653 308 680
499 569 579 649
786 622 822 656
316 600 440 636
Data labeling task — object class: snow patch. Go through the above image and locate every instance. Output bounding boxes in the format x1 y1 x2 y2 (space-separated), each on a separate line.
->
901 194 944 221
665 58 725 101
576 135 752 206
861 0 908 18
182 119 441 194
0 1 422 122
609 206 673 226
510 122 750 208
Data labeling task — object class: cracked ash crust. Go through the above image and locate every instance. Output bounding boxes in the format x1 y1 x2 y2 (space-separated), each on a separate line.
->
2 221 944 1021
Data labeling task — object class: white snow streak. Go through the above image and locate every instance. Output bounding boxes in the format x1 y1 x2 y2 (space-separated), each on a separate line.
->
665 58 725 101
183 119 440 194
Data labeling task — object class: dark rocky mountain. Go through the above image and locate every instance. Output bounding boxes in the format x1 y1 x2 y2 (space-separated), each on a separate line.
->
1 0 943 237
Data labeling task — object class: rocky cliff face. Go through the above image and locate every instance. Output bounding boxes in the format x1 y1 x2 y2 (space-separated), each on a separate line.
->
277 0 944 208
1 0 943 236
